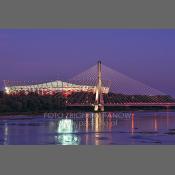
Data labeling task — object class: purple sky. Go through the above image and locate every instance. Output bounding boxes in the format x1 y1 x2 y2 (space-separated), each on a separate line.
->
0 29 175 96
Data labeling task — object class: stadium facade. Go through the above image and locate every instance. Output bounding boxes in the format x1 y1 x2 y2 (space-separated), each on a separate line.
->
4 80 109 96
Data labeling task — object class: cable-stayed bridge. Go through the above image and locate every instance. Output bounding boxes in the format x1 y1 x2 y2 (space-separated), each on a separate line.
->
66 61 175 111
3 61 175 111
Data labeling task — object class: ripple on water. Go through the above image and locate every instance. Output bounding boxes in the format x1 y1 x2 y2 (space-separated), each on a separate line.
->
95 136 109 140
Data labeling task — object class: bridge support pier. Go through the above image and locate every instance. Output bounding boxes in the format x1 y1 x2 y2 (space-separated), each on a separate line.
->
94 61 104 112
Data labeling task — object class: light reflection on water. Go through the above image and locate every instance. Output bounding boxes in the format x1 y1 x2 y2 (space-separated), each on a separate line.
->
1 110 175 145
56 119 80 145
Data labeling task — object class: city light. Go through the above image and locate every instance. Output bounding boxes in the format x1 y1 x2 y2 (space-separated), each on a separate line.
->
4 87 10 94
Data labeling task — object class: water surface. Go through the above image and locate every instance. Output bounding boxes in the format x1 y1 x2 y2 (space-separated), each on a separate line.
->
0 110 175 145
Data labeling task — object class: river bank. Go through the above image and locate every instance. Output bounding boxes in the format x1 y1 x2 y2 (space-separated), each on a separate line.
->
0 107 175 117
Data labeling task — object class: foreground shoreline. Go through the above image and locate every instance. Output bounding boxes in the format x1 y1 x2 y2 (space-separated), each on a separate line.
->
0 108 175 117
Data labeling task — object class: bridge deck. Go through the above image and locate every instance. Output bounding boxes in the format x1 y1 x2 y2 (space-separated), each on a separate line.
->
66 103 175 107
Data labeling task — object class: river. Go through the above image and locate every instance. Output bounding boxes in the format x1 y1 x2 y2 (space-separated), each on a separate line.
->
0 110 175 145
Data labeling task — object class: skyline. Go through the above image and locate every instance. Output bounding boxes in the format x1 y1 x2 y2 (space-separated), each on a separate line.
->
0 29 175 96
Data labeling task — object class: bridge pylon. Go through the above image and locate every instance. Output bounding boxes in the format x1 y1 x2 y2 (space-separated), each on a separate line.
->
94 61 104 112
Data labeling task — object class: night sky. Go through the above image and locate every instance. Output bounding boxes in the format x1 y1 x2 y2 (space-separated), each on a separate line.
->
0 29 175 96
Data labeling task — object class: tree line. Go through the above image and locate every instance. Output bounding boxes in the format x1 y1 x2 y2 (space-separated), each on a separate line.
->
0 91 66 113
1 90 174 114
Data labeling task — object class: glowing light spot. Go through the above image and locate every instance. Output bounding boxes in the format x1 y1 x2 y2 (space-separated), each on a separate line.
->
57 119 80 145
58 119 73 133
5 87 10 94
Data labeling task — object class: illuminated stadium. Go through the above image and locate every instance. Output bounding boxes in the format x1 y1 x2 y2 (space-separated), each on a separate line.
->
3 80 109 96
